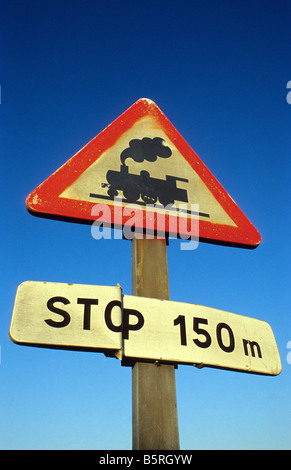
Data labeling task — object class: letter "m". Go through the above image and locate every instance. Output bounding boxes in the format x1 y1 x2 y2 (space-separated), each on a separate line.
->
243 339 262 358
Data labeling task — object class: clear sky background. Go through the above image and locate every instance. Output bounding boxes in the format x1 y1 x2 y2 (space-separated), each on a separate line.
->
1 0 291 450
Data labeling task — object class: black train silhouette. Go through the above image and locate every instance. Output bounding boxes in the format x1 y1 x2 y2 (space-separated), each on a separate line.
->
102 137 188 206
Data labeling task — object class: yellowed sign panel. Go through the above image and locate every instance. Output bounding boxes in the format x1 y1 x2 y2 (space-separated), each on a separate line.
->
61 116 235 227
10 282 281 375
122 295 281 376
10 281 122 355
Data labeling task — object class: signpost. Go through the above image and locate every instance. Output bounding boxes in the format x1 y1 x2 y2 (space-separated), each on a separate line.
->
131 237 179 450
10 98 281 450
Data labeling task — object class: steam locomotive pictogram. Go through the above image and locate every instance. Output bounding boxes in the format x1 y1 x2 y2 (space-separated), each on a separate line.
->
102 164 189 206
99 136 189 206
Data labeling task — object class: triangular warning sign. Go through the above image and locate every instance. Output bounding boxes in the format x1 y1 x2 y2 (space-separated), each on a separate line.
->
26 98 261 248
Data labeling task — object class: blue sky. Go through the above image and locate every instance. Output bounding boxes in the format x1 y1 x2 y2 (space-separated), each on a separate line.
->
1 0 291 449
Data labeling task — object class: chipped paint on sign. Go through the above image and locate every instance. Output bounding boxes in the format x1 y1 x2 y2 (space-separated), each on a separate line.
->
26 98 261 248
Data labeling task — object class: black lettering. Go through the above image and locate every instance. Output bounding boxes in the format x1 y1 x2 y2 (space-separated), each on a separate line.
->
104 300 122 333
77 298 99 330
174 315 187 346
122 308 144 340
216 322 235 353
193 317 211 348
45 296 71 328
243 339 262 358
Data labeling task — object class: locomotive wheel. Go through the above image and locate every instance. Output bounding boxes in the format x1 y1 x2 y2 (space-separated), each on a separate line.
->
123 187 140 203
108 187 118 198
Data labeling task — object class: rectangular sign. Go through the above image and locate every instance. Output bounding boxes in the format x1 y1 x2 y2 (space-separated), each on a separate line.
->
10 281 123 356
122 295 281 376
10 282 281 375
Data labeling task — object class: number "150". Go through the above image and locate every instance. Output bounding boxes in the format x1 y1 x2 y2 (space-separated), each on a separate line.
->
174 315 235 353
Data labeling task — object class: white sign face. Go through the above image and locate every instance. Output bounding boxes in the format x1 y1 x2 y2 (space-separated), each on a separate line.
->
10 282 281 376
10 281 123 356
122 295 282 376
